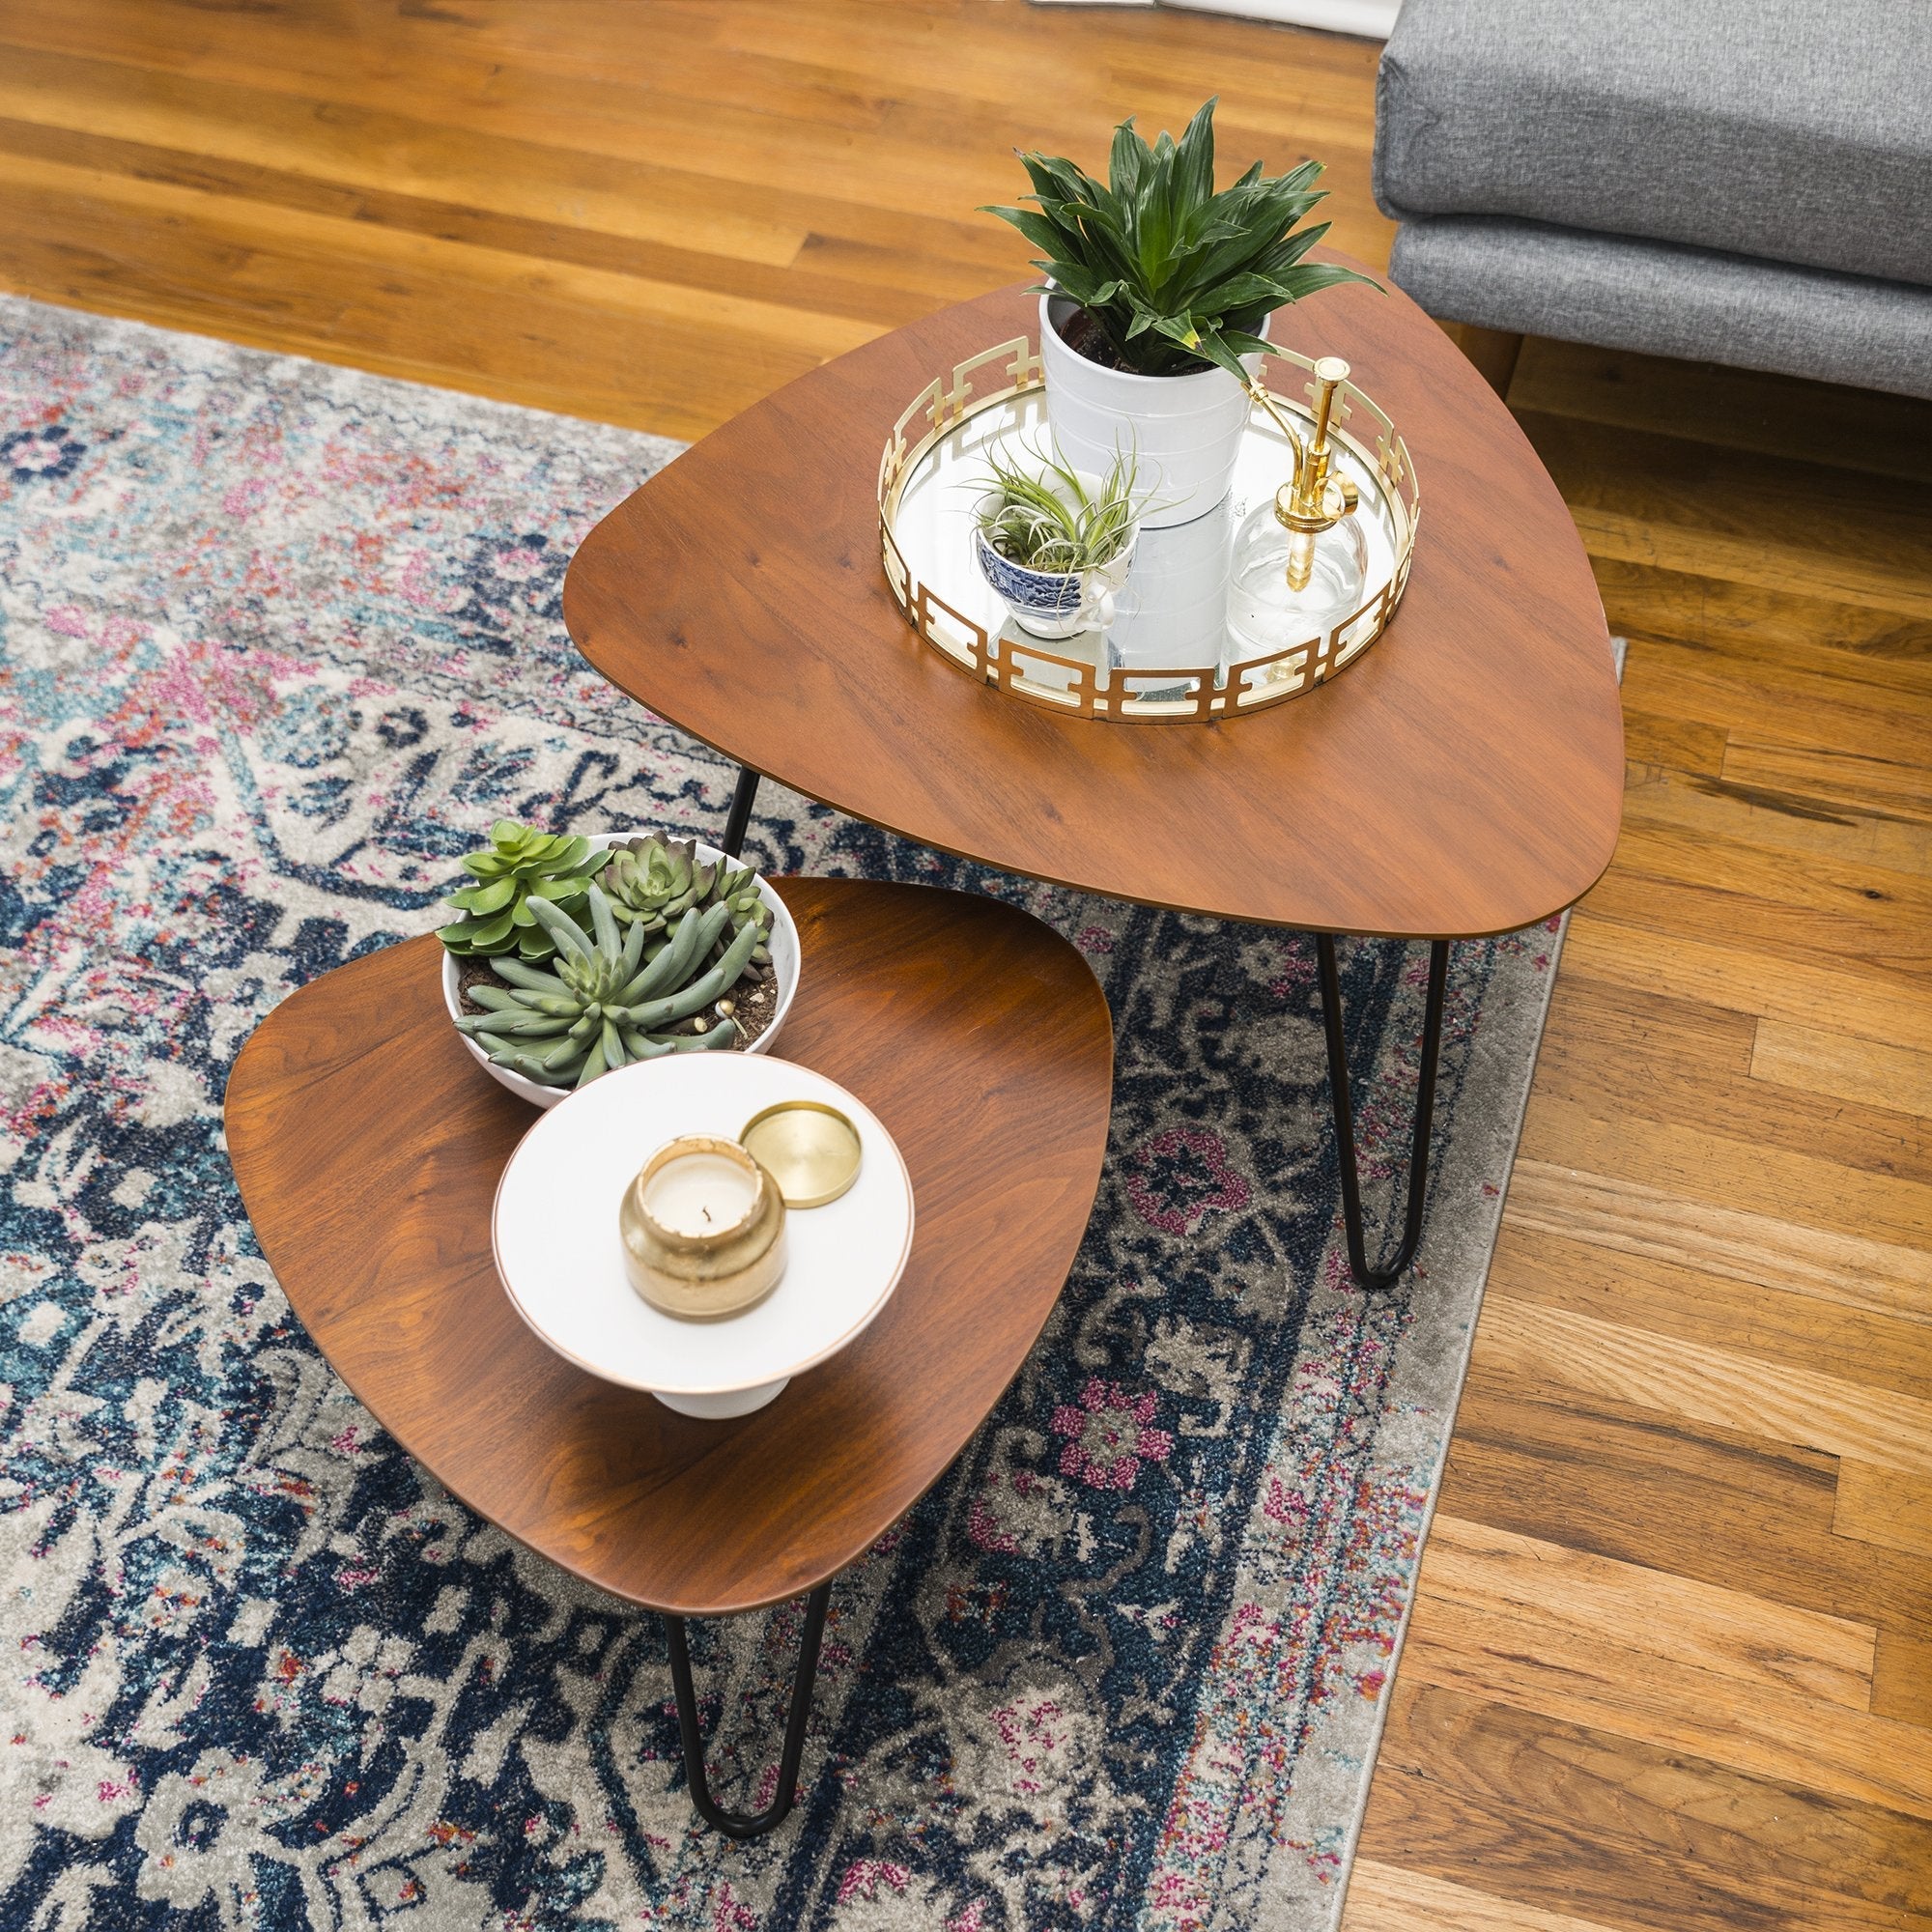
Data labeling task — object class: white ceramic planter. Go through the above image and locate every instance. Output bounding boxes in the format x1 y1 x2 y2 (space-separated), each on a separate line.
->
441 832 800 1110
1039 292 1268 530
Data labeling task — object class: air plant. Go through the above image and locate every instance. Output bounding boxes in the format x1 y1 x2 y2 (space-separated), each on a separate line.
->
436 821 610 962
454 883 761 1090
975 437 1151 574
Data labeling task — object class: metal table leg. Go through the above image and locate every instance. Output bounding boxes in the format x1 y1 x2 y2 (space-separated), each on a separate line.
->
720 764 761 860
1315 934 1450 1291
663 1582 830 1838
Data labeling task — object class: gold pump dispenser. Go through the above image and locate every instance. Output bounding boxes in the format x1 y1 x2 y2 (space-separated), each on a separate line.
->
1250 356 1360 590
1226 356 1370 663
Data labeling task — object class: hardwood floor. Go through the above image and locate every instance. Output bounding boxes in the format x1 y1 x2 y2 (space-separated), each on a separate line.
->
2 2 1924 1923
0 0 1390 438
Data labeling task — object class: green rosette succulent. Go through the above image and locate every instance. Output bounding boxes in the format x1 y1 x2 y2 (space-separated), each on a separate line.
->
437 820 611 962
455 884 760 1091
705 859 775 968
601 835 717 936
604 834 776 968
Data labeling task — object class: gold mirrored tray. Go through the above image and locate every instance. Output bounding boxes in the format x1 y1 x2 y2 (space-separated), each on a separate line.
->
877 335 1420 723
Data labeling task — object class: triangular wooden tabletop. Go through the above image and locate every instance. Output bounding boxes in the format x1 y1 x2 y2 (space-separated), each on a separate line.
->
224 880 1113 1617
565 273 1623 942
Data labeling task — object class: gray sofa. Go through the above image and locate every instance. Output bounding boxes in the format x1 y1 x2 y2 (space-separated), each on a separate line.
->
1372 0 1932 398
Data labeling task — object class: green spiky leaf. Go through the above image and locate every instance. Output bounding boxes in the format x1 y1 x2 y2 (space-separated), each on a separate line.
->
980 97 1379 379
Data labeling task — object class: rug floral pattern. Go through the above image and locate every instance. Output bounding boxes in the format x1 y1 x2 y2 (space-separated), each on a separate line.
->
0 298 1562 1930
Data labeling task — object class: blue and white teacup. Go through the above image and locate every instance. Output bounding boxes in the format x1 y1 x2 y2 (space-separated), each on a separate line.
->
972 486 1138 641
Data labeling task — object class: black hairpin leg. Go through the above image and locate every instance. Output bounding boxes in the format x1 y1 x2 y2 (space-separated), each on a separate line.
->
663 1582 830 1838
720 764 761 860
1315 934 1450 1290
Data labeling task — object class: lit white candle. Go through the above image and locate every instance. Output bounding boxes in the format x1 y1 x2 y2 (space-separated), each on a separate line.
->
640 1150 758 1240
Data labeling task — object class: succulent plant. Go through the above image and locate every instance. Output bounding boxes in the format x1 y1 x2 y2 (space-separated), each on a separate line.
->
600 835 717 935
603 834 775 966
455 883 763 1090
703 859 775 968
436 820 611 962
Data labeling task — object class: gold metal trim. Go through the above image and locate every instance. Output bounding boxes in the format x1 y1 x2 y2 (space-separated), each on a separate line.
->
877 334 1420 724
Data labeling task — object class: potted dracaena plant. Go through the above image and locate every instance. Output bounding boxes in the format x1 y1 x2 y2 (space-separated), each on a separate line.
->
984 97 1378 529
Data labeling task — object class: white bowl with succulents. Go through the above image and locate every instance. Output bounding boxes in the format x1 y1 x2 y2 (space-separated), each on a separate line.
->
438 825 801 1111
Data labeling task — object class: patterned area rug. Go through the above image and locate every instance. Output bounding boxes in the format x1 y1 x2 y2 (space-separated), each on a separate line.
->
0 296 1577 1931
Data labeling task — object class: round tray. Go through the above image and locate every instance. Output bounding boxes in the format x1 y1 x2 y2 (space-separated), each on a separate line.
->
492 1052 914 1419
878 335 1419 723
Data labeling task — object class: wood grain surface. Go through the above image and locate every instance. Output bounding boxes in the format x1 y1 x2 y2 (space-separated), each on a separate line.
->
563 275 1624 942
223 880 1112 1617
13 2 1927 1923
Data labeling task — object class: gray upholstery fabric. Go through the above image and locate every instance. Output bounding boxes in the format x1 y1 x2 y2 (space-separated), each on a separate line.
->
1392 215 1932 399
1376 0 1932 289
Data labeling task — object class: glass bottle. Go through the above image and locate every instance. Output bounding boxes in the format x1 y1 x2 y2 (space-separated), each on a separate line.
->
1225 356 1367 665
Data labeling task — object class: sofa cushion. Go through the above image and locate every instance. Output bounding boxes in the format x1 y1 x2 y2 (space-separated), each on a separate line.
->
1390 215 1932 400
1375 0 1932 289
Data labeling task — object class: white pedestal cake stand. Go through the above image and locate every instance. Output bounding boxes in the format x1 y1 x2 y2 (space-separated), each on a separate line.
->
492 1053 914 1417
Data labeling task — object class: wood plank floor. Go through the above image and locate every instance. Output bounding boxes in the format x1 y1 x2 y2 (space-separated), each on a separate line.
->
3 3 1924 1923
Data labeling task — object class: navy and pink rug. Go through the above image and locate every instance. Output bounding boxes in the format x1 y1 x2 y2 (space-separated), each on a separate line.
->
0 295 1569 1929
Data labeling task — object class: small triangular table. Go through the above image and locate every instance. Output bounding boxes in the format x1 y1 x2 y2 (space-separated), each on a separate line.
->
226 879 1113 1835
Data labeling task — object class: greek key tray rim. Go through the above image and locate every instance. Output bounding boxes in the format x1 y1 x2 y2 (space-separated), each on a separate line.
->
876 335 1421 724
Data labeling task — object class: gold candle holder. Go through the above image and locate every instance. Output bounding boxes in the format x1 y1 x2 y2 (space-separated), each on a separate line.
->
619 1136 787 1321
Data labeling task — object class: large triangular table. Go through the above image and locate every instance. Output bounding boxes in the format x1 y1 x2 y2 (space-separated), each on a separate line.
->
563 271 1624 1289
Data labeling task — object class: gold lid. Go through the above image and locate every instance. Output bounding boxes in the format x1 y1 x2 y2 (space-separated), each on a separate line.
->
740 1100 864 1208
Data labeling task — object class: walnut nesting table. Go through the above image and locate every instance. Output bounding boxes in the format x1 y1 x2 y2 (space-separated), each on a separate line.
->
224 880 1112 1836
563 273 1625 1288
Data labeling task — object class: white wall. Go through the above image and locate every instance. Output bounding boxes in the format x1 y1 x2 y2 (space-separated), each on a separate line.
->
1029 0 1400 38
1160 0 1399 35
